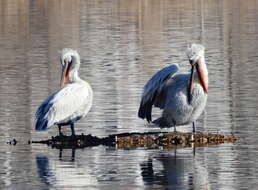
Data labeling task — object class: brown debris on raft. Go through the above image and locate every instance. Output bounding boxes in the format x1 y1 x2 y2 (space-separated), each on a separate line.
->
115 132 237 149
29 131 237 149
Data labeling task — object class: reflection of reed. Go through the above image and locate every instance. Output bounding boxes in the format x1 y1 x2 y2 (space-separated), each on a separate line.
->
223 2 258 189
0 0 30 136
225 0 258 127
0 0 258 189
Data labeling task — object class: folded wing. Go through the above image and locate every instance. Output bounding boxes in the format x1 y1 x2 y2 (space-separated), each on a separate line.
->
35 83 91 130
138 64 179 123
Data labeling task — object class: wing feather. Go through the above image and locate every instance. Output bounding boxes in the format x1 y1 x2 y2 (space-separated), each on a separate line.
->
35 83 92 130
138 64 179 122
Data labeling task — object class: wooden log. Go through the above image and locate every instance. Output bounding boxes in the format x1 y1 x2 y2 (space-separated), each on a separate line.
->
29 131 237 149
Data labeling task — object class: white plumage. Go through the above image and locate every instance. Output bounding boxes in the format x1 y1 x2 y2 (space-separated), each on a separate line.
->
35 48 93 135
138 44 208 132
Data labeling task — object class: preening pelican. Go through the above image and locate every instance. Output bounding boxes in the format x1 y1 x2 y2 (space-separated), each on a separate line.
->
35 49 93 136
138 44 208 132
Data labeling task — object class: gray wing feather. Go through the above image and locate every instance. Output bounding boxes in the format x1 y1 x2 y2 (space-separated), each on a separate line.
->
35 83 91 130
138 64 179 122
35 92 58 131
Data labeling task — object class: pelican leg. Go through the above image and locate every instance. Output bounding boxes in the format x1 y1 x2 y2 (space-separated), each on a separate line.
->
70 123 75 136
58 125 64 136
192 122 196 133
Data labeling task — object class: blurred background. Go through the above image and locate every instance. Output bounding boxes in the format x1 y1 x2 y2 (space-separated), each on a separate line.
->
0 0 258 189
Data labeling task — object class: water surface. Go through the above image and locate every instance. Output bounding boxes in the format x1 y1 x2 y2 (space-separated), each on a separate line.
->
1 0 258 189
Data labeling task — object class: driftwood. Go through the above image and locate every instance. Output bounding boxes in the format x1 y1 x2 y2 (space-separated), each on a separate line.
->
29 131 237 149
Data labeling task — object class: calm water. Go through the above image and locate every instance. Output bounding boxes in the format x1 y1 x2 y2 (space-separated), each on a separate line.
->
1 0 258 189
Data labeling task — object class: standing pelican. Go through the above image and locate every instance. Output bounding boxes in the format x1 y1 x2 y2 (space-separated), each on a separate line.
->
35 48 93 136
138 44 208 132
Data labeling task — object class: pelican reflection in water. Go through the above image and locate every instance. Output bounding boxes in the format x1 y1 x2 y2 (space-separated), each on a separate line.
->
138 44 208 132
35 49 93 136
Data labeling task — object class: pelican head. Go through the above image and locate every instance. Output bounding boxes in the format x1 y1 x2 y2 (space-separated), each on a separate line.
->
186 44 208 103
60 48 80 87
186 43 205 64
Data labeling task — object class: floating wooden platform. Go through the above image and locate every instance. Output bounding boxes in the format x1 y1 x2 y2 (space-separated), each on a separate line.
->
29 131 237 149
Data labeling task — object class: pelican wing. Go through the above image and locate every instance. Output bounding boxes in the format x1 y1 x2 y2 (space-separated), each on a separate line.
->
138 64 179 122
35 83 92 130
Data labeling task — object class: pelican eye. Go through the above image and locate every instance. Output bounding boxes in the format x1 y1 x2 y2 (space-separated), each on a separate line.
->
68 58 73 65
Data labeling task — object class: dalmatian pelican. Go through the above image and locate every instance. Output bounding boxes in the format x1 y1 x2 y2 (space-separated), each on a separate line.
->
138 44 208 132
35 48 93 136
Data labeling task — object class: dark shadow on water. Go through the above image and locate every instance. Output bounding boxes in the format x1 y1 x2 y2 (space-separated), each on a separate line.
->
36 156 56 189
140 150 194 190
58 148 76 161
35 142 211 189
36 150 76 189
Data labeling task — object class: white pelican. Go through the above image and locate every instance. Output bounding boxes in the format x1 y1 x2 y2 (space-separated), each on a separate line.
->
138 44 208 132
35 48 93 136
